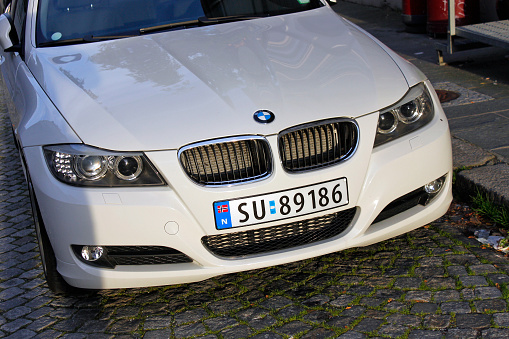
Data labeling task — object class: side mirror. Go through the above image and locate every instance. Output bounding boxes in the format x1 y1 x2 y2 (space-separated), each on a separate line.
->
0 14 13 51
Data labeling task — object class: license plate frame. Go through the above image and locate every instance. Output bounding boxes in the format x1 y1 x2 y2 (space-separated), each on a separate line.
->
213 178 349 230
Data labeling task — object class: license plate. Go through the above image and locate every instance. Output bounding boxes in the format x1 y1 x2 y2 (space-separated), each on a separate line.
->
213 178 348 230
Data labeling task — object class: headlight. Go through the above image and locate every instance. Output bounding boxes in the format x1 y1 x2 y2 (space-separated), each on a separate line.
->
374 83 434 147
43 145 166 187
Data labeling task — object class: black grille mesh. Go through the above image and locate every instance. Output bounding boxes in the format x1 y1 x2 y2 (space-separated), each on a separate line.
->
279 120 358 172
106 246 193 266
202 207 356 257
180 138 272 185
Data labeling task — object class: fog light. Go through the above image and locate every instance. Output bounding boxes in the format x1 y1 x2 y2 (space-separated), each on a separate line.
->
81 246 104 261
424 177 445 195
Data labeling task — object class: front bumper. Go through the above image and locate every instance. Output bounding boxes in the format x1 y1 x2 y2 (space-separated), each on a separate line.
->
24 86 453 289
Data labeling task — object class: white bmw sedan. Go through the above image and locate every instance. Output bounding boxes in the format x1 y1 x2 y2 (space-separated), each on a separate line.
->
0 0 452 293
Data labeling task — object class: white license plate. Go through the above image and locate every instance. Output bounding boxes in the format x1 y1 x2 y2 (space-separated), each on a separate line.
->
213 178 349 230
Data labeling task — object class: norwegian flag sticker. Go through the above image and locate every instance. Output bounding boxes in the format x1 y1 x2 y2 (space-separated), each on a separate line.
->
213 201 232 229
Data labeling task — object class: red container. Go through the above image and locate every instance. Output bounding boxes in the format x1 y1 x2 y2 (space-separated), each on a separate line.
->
427 0 480 34
402 0 427 33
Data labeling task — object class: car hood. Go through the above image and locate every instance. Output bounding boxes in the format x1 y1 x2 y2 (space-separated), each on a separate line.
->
29 7 410 151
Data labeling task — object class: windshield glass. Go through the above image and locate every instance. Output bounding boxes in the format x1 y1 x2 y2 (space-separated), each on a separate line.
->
37 0 324 45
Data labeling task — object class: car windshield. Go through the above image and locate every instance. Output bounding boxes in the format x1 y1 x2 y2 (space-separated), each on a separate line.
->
36 0 324 46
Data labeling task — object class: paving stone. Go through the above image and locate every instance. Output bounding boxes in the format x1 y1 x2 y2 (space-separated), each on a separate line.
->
337 331 367 339
461 288 475 300
4 329 37 338
108 318 141 334
424 315 451 329
302 310 332 323
260 296 292 310
440 301 472 314
487 274 509 285
444 328 478 338
174 322 207 338
411 302 438 314
273 305 303 320
174 309 208 326
475 287 503 299
378 323 408 338
470 264 498 274
493 313 509 327
393 277 422 289
276 321 312 336
460 275 488 287
330 295 356 307
143 329 173 339
433 290 460 302
455 314 492 329
447 266 469 277
204 316 238 332
481 328 509 338
340 306 366 318
1 318 31 333
386 313 421 327
405 291 432 302
27 317 58 332
445 254 481 266
142 316 171 331
327 316 355 329
251 332 283 339
408 330 443 339
302 294 330 307
474 299 507 312
414 267 444 277
3 306 32 320
301 327 336 339
208 299 243 314
426 277 457 289
352 318 382 333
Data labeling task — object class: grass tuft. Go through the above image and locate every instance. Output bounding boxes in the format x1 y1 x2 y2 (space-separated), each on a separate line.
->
471 190 509 228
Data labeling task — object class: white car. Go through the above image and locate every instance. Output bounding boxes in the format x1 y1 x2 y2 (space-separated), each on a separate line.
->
0 0 452 293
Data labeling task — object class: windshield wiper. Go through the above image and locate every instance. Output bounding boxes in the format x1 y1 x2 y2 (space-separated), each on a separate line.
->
140 15 265 35
39 34 137 47
140 20 200 34
197 15 265 25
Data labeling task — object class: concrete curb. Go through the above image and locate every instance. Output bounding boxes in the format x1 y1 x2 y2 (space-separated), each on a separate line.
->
452 137 509 210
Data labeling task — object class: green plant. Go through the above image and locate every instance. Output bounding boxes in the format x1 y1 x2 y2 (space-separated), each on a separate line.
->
471 190 509 228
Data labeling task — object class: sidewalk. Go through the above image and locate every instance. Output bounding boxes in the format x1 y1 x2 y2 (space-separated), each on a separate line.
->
331 1 509 210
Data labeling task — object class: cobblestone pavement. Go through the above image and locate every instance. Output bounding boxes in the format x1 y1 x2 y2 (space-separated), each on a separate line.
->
0 109 508 338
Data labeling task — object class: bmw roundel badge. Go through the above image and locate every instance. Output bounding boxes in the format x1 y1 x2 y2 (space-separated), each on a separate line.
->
253 110 275 124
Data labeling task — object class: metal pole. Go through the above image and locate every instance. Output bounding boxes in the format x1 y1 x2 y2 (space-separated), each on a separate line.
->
448 0 456 54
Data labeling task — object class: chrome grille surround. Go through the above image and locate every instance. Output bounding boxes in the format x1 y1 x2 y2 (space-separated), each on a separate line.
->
179 136 272 186
202 207 357 258
278 119 359 172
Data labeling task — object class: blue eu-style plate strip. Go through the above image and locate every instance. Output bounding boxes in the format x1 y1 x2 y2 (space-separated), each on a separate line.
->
214 201 232 229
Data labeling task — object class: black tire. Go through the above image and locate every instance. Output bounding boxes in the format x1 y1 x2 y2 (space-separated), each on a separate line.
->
27 175 75 294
